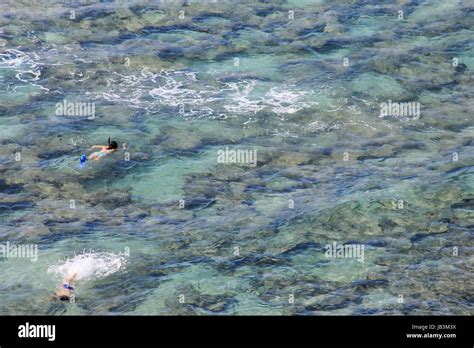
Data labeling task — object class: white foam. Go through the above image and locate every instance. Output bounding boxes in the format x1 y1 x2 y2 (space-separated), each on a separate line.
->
0 49 31 68
265 86 318 114
94 68 319 119
222 80 265 114
0 48 48 91
47 250 128 282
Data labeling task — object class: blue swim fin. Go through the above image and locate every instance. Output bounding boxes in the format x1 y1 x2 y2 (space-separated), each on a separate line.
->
80 154 88 167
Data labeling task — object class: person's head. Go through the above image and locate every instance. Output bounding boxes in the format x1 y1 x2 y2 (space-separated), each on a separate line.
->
51 294 70 302
107 141 118 150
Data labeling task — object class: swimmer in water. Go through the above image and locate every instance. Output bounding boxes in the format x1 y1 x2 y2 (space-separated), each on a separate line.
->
51 272 78 302
88 137 118 161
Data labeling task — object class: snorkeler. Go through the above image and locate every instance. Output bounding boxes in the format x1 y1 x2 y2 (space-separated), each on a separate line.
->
51 272 78 302
88 137 118 161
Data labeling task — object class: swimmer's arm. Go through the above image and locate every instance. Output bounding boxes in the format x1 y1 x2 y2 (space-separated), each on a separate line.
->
65 272 78 284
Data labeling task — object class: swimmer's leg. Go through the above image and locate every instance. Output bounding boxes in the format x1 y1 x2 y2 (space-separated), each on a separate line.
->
91 152 108 161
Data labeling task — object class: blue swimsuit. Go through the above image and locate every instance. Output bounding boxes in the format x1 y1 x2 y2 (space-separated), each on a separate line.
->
63 283 75 291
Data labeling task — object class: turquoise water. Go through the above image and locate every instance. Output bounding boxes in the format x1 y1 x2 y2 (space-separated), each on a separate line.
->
0 0 473 315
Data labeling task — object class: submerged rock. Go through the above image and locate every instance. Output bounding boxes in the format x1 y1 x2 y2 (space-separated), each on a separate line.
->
163 284 236 314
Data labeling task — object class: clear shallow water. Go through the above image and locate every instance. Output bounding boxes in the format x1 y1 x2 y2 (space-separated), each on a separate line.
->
0 0 473 315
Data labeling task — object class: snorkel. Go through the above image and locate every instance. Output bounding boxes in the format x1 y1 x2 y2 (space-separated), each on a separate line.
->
107 137 118 150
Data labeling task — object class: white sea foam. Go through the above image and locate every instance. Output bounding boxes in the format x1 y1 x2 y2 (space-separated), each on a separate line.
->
222 80 265 114
0 48 48 90
47 250 128 282
265 86 317 114
95 68 318 119
0 49 31 68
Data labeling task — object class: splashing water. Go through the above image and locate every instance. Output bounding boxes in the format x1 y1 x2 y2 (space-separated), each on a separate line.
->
92 67 318 120
47 250 128 282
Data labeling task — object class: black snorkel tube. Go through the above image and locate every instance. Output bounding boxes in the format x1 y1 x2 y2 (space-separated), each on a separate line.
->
107 137 118 150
